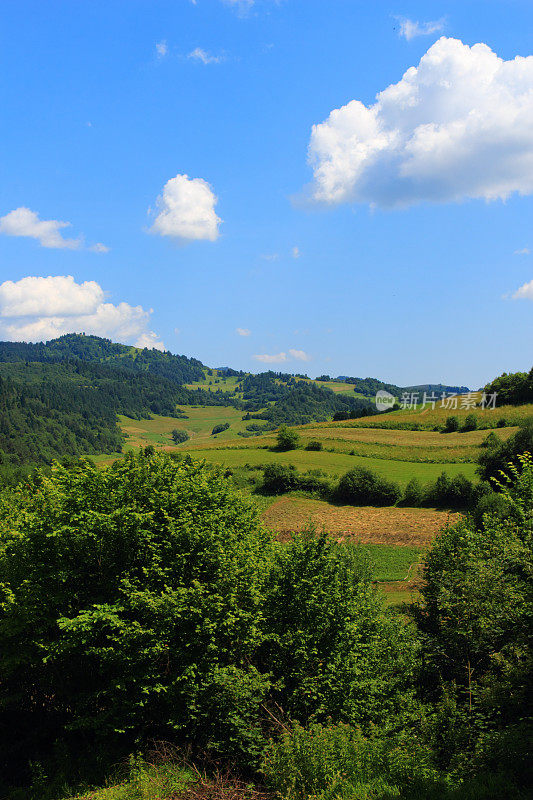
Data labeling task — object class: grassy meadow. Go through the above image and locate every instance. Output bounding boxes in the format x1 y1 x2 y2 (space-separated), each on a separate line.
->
173 444 479 484
106 396 524 607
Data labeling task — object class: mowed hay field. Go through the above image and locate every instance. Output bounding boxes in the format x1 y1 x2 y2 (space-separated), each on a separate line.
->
288 425 518 463
262 496 460 547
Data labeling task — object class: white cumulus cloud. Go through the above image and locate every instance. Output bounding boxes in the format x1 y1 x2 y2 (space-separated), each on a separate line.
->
150 174 221 242
512 279 533 300
0 275 165 349
397 17 445 41
0 276 104 317
307 37 533 209
236 327 251 336
0 207 81 249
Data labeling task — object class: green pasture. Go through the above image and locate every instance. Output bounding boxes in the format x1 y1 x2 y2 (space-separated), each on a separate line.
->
362 543 424 581
179 445 479 486
185 371 242 394
118 408 252 446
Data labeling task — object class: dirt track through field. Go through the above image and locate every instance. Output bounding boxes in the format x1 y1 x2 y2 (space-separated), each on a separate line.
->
262 496 460 546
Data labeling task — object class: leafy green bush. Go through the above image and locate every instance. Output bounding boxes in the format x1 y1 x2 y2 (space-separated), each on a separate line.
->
0 453 274 785
276 425 300 451
336 467 402 506
481 431 501 448
462 413 478 432
211 422 230 435
444 416 460 433
403 477 424 506
262 463 298 493
478 419 533 482
262 722 444 800
261 465 331 497
412 455 533 788
296 471 331 496
259 534 417 727
305 440 323 451
425 472 474 508
171 428 189 444
472 491 513 529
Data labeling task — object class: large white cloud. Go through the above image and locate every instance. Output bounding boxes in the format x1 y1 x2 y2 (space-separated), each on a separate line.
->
0 276 104 317
150 174 221 242
307 37 533 208
0 276 165 350
0 207 82 249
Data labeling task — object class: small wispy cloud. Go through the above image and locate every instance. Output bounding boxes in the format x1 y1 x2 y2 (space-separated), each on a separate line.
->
188 47 224 65
292 246 300 259
289 349 310 361
89 242 110 254
253 348 310 364
396 17 445 41
223 0 255 13
156 40 168 59
236 327 251 336
261 253 279 261
514 247 531 255
512 280 533 300
253 352 288 364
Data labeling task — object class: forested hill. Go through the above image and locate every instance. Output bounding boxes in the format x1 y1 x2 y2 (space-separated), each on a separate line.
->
0 359 239 487
0 333 205 385
318 375 470 398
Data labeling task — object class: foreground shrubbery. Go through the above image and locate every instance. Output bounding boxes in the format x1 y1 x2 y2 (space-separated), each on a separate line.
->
263 723 446 800
0 453 415 797
0 454 274 791
1 451 531 800
478 418 533 481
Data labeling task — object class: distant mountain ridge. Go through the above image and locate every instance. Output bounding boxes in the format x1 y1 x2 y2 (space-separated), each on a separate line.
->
0 334 206 386
0 335 470 395
331 376 470 398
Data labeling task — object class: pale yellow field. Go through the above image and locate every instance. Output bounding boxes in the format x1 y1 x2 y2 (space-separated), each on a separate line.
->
261 495 460 547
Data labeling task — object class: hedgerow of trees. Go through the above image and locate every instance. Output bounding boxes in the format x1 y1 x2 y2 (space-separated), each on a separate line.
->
1 450 531 799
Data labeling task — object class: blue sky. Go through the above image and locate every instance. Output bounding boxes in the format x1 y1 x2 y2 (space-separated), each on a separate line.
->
1 0 532 387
